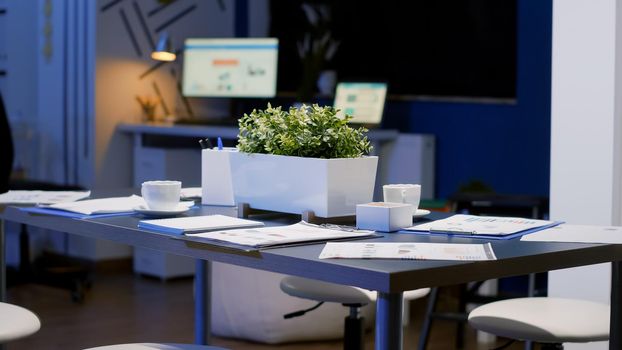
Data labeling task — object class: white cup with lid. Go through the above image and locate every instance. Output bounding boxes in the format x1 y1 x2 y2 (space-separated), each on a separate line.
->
383 184 421 214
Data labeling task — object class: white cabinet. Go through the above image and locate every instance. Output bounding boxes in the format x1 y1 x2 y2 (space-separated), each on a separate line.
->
375 134 435 200
133 147 201 279
132 147 201 279
134 147 202 187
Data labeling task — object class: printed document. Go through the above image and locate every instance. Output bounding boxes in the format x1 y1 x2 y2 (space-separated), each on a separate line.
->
319 242 497 261
138 214 264 235
407 214 558 236
180 187 202 199
0 190 91 205
521 224 622 244
188 221 376 248
45 195 145 215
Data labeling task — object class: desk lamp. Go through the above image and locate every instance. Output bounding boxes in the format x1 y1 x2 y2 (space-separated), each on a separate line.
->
149 33 195 121
151 32 176 62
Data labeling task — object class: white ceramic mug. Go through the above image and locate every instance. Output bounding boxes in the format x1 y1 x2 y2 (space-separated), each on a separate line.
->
383 184 421 214
141 180 182 210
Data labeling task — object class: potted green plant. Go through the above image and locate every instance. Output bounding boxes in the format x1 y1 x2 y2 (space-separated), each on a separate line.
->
229 103 378 218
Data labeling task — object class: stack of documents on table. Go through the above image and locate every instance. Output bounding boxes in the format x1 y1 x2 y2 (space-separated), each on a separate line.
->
184 221 377 249
180 187 202 200
521 224 622 244
0 190 91 205
21 195 145 218
405 214 561 239
138 214 264 235
319 242 497 261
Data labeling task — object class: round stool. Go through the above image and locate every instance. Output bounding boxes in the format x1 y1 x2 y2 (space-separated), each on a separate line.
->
83 344 228 350
280 276 430 350
468 297 610 345
280 276 373 305
280 276 372 350
0 302 41 343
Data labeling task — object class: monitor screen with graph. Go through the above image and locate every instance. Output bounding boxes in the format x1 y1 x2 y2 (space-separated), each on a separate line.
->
182 38 278 98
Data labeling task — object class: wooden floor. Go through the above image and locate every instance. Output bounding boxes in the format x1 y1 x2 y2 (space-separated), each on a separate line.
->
5 263 524 350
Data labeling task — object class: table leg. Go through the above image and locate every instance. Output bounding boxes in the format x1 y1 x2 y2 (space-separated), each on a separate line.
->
376 292 403 350
1 219 5 303
610 261 621 350
0 220 5 350
194 260 211 345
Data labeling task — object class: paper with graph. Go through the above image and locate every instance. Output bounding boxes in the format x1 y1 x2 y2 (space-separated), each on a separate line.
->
319 242 497 261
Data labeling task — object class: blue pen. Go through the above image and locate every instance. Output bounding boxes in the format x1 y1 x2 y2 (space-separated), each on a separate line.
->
217 137 223 150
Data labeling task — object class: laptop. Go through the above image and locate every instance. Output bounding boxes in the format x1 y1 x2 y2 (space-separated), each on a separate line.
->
333 82 388 128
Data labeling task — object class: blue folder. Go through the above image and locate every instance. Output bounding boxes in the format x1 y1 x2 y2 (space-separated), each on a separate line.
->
401 220 563 240
20 206 134 219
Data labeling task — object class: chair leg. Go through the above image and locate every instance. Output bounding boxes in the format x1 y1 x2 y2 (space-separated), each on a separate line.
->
344 305 364 350
417 287 439 350
456 284 468 349
19 224 31 277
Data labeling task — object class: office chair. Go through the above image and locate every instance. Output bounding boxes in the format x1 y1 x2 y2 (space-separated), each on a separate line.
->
0 91 91 302
468 297 609 349
0 302 41 343
418 192 549 350
280 275 430 350
83 344 228 350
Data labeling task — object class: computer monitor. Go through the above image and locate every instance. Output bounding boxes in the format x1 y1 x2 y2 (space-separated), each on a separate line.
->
182 38 278 98
333 82 388 126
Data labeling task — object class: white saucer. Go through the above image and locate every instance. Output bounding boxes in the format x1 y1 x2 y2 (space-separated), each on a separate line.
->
414 209 431 218
133 204 191 217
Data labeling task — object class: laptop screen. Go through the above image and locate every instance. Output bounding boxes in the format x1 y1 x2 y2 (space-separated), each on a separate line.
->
333 82 388 126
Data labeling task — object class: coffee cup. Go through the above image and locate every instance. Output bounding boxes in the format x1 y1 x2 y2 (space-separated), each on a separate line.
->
141 180 182 210
383 184 421 214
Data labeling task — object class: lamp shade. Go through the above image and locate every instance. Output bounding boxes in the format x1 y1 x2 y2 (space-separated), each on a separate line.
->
151 32 176 62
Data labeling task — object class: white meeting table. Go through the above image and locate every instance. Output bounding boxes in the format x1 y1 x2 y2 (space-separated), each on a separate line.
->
1 190 621 350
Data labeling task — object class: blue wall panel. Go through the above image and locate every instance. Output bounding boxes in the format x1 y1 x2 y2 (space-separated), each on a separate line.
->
383 0 552 199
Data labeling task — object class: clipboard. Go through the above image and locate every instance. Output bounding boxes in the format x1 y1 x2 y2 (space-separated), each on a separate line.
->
403 214 563 240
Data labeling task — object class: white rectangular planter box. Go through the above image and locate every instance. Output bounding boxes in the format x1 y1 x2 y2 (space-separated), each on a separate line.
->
228 152 378 218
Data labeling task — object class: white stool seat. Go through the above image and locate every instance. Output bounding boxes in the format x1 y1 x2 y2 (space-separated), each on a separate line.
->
280 276 373 305
468 297 610 343
0 302 41 343
83 343 227 350
280 276 430 304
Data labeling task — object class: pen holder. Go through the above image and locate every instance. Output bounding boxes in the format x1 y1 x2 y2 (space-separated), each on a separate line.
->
201 148 236 206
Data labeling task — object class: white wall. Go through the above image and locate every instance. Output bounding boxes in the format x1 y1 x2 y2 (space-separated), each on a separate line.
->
95 0 236 189
4 1 40 180
550 0 622 348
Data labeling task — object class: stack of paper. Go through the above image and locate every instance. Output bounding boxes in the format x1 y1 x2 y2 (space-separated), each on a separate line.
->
186 221 376 249
319 242 497 261
180 187 202 199
0 190 91 204
521 224 622 244
406 214 561 239
138 214 265 235
42 195 145 215
21 195 145 218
